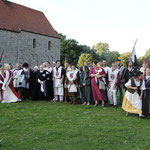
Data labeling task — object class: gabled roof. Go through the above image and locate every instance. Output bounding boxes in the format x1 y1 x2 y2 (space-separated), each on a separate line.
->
0 0 60 39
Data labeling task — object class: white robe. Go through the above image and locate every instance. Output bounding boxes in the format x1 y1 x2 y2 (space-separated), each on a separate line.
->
53 66 64 96
2 70 21 103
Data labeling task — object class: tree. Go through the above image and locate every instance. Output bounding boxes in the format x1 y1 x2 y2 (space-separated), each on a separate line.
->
92 42 109 56
119 52 131 67
107 51 120 66
77 53 93 67
138 49 150 67
58 32 100 65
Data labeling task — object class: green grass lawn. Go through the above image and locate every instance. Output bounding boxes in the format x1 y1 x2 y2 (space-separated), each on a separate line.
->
0 101 150 150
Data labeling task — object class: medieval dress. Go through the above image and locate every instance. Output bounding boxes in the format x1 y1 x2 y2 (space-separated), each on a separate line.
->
122 78 146 115
32 70 49 100
89 67 107 102
142 76 150 117
2 70 20 103
44 67 54 100
80 71 91 103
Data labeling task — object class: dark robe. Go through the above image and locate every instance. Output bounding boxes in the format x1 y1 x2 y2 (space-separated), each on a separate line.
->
80 71 91 103
45 70 53 100
32 70 48 100
142 76 150 117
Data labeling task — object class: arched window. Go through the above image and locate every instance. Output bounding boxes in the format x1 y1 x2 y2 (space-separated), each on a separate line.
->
33 39 36 48
48 41 51 50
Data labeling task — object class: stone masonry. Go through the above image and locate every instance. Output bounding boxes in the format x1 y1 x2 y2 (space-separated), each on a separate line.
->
0 30 60 68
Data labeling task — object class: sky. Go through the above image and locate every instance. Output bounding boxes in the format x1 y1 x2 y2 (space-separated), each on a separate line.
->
10 0 150 57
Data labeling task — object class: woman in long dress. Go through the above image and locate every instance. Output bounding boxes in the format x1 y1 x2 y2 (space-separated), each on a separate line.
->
1 64 21 103
122 71 145 117
80 66 91 106
89 61 107 107
142 67 150 117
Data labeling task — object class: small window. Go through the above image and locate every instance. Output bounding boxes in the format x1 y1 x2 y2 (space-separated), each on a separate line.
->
33 39 36 48
48 41 51 50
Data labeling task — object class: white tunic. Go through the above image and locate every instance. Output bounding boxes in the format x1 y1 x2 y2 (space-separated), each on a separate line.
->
13 69 23 88
53 66 64 95
67 69 78 93
108 68 119 91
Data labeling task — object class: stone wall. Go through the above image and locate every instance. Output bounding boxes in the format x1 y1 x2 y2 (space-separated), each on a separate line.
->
0 30 60 68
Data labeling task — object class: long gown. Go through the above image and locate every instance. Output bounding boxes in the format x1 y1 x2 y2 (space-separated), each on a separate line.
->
80 71 91 103
122 78 145 115
2 70 20 103
89 67 107 101
142 76 150 116
44 67 54 100
32 70 48 100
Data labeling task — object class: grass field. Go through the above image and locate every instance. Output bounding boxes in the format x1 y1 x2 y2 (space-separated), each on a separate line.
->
0 100 150 150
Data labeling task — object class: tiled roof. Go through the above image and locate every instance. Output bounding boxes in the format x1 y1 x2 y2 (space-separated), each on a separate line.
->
0 0 60 39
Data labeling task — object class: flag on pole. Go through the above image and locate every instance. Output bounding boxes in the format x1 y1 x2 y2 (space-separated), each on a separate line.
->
131 39 138 64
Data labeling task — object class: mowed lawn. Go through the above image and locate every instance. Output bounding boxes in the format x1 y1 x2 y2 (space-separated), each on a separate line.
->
0 101 150 150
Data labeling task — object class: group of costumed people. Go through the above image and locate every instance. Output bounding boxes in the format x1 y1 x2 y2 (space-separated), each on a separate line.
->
0 58 150 118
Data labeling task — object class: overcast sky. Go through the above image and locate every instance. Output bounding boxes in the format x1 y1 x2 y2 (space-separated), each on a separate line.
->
10 0 150 57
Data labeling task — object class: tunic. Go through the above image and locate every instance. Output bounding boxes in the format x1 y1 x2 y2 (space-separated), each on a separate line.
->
107 68 120 91
66 69 79 97
13 69 23 88
53 66 65 96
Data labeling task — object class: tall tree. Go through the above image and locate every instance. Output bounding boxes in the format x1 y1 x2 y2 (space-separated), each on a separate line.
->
119 52 131 67
77 53 93 67
92 42 109 56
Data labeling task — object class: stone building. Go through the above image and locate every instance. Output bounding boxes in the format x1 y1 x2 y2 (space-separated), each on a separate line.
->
0 0 60 67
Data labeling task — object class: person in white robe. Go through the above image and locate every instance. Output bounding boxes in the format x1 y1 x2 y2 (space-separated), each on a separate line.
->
53 60 65 102
13 63 23 93
107 63 120 106
1 64 21 103
122 71 145 117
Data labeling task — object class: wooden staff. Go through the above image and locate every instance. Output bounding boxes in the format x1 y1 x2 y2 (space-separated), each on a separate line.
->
64 57 67 102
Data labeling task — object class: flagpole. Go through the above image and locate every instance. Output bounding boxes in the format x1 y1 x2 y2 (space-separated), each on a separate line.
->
131 39 138 62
